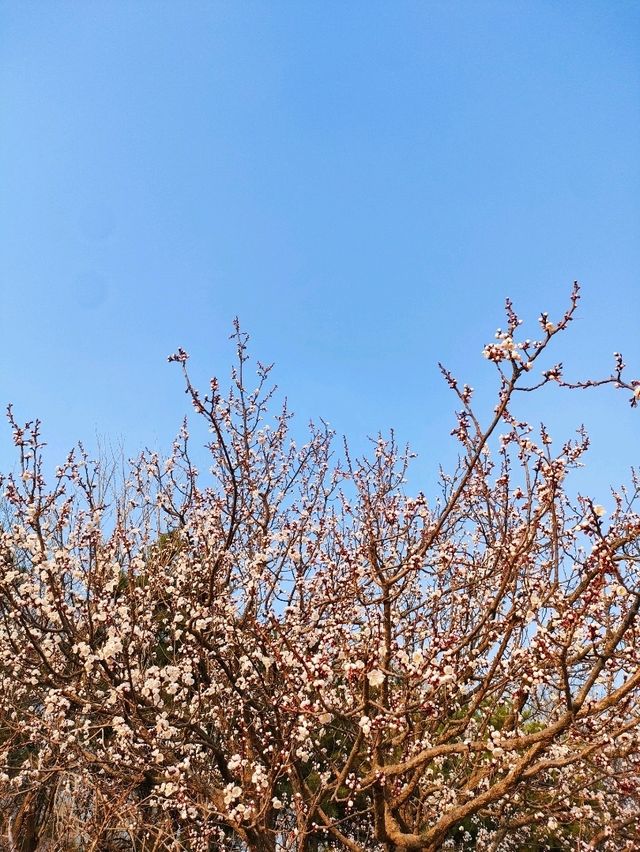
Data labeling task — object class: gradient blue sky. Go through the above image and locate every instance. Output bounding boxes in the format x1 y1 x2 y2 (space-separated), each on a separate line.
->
1 1 638 500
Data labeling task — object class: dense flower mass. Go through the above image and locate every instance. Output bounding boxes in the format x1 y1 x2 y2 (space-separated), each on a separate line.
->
1 288 640 851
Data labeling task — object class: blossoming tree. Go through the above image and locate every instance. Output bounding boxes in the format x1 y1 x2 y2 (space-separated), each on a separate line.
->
1 285 639 851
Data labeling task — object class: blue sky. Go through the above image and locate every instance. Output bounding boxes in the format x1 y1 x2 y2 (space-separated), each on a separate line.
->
1 1 638 501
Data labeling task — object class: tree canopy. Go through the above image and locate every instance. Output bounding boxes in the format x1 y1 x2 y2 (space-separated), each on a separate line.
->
1 286 639 851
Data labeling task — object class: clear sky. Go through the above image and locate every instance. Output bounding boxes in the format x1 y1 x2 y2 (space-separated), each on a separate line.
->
1 1 638 502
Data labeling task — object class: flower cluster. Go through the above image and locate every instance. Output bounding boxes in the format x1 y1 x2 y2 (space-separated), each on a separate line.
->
482 333 526 363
